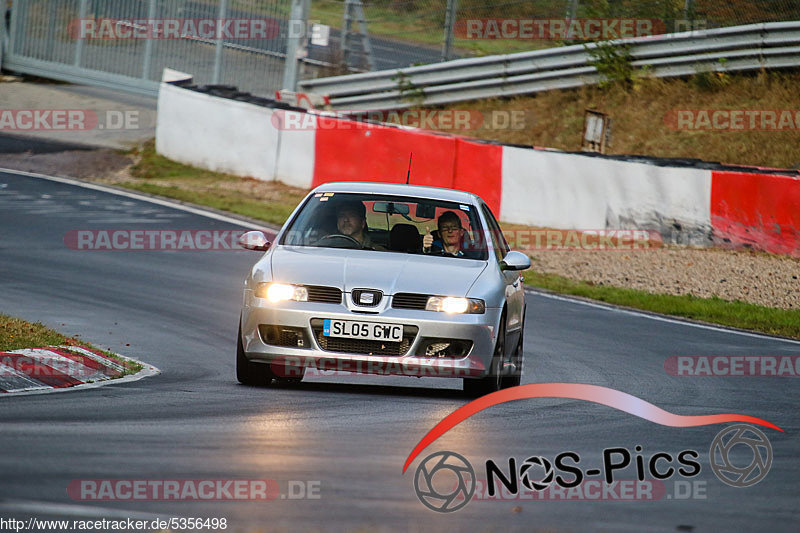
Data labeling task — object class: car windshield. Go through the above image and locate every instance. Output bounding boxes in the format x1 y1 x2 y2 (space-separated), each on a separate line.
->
280 193 489 260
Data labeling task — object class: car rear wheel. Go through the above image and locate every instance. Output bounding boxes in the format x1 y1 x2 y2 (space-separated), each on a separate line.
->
463 315 505 397
236 321 276 386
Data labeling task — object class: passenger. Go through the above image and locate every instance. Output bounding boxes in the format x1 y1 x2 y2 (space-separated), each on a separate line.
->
423 210 468 257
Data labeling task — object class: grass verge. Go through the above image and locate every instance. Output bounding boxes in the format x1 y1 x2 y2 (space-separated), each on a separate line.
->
0 314 143 374
123 141 305 227
523 271 800 339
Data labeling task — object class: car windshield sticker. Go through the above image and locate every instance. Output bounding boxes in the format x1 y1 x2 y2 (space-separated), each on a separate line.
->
323 193 335 197
460 204 470 211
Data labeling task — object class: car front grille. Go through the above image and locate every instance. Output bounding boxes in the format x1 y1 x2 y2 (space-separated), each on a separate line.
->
391 293 430 310
305 285 343 304
310 319 418 356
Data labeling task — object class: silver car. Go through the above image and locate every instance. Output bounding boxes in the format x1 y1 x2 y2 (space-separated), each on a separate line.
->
236 182 530 396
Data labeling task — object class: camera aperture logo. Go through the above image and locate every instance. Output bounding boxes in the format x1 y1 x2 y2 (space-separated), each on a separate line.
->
710 424 772 488
403 384 782 512
413 451 475 513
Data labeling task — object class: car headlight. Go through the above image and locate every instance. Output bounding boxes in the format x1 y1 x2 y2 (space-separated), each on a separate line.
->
425 296 485 314
255 282 308 303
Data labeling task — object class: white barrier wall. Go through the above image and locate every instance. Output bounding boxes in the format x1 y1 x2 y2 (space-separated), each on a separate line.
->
500 146 712 237
156 83 317 187
272 110 316 189
156 83 280 181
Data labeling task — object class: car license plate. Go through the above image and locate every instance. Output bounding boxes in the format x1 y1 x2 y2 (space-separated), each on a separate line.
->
323 319 403 342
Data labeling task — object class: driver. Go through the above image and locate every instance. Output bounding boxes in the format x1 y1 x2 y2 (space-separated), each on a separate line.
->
333 200 381 249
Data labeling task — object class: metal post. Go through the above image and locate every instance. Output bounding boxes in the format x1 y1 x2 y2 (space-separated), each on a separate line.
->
684 0 694 28
354 1 374 70
212 0 228 84
566 0 579 19
1 0 9 64
6 0 22 59
282 0 305 91
74 0 89 67
142 0 157 80
441 0 458 62
45 2 57 58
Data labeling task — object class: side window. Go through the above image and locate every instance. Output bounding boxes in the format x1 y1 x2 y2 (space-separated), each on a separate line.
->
481 204 509 262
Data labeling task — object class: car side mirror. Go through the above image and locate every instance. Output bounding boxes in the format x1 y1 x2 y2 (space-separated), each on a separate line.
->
238 230 271 252
499 250 531 271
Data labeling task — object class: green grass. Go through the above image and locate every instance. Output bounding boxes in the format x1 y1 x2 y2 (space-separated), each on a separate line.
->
121 182 298 227
309 3 551 59
0 314 143 375
125 141 306 226
0 315 68 352
523 271 800 339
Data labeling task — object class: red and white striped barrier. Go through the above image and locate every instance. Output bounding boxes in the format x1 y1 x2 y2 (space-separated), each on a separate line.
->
0 344 145 394
156 82 800 257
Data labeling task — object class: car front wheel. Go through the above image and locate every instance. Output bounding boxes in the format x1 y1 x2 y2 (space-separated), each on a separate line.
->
463 315 506 397
236 321 276 386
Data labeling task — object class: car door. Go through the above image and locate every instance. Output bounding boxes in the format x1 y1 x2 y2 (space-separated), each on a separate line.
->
480 204 525 346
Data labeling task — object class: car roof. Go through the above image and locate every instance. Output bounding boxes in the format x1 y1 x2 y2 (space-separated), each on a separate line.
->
311 181 482 205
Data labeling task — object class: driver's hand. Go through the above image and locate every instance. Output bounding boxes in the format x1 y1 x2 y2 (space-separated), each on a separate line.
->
422 227 433 252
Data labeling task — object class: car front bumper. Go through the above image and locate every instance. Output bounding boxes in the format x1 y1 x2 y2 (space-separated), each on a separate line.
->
241 300 502 379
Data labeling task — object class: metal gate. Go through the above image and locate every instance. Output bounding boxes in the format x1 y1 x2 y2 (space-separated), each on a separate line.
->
1 0 295 97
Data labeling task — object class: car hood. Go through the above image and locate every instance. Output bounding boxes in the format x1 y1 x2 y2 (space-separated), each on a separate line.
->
269 246 487 296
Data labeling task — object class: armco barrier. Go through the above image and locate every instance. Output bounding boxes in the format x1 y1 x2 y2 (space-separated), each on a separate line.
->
155 80 800 258
711 171 800 257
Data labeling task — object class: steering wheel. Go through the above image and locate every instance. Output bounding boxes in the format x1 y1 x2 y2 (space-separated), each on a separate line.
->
314 234 363 249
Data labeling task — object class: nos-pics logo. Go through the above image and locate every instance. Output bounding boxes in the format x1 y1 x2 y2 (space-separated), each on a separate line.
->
413 424 773 512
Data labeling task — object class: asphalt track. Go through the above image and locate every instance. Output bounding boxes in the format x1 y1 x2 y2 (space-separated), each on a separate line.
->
0 166 798 532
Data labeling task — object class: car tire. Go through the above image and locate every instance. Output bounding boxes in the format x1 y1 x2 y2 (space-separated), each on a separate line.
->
501 329 523 389
236 321 275 386
463 313 506 398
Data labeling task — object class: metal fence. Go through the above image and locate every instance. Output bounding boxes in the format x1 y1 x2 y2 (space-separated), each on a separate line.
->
1 0 298 97
299 21 800 110
306 0 800 71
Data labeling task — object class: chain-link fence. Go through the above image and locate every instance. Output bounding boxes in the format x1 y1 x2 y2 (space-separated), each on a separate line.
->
3 0 308 97
3 0 798 96
312 0 800 72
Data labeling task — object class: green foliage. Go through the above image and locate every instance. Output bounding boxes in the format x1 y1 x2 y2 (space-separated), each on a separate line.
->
587 41 635 88
691 59 731 91
393 71 426 104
